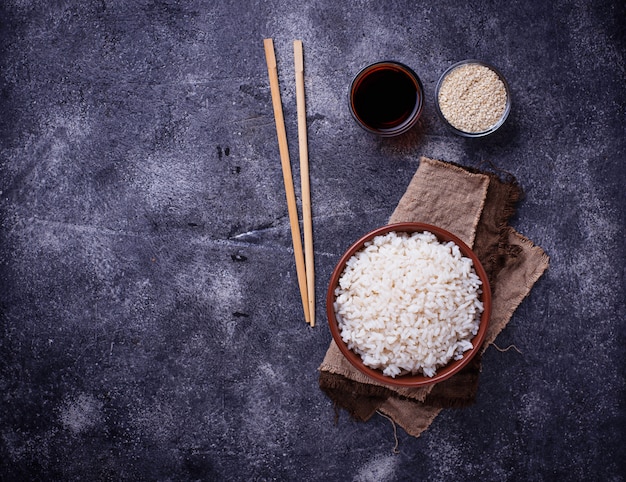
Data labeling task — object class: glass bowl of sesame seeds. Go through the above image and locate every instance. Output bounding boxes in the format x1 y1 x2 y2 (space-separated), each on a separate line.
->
435 60 511 138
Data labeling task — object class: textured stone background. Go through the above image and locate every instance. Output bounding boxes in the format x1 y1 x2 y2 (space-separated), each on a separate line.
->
1 0 624 480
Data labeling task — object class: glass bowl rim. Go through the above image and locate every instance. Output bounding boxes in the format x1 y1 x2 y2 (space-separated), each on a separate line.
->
435 59 511 138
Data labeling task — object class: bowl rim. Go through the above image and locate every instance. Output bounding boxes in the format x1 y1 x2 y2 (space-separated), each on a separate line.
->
435 59 511 138
326 222 492 387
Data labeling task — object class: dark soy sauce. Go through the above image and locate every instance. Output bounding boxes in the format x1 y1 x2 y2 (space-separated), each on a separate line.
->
352 67 418 129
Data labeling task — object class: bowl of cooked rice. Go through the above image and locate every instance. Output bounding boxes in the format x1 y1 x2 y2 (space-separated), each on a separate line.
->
326 223 491 387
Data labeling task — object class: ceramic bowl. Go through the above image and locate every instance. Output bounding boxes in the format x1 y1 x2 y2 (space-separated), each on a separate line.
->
326 222 491 387
435 59 511 138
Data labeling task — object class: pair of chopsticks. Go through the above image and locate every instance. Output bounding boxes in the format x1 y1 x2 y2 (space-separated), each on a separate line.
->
263 38 315 327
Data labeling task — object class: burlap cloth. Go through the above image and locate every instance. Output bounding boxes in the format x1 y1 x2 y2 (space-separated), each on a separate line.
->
318 157 550 437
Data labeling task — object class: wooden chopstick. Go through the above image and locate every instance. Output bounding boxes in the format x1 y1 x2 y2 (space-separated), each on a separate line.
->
263 38 311 325
294 40 315 327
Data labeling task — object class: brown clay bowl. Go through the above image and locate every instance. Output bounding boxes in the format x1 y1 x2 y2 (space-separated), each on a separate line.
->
326 222 491 387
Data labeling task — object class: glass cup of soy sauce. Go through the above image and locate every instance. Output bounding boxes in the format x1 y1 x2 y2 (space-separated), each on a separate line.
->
349 61 424 137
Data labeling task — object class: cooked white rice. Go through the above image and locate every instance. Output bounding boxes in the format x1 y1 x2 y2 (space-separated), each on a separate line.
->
334 230 483 378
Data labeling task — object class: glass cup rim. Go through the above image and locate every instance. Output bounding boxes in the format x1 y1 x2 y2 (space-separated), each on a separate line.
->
349 61 425 137
435 59 511 138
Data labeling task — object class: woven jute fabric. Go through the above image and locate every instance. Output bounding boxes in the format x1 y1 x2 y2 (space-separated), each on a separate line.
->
318 157 549 437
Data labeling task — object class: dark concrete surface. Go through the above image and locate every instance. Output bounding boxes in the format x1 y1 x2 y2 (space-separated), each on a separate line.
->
1 0 624 480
